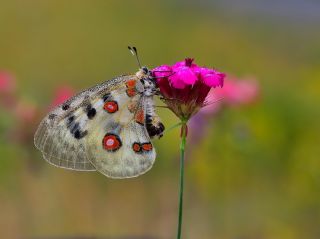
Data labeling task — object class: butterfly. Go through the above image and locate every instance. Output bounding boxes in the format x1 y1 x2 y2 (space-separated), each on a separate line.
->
34 47 165 179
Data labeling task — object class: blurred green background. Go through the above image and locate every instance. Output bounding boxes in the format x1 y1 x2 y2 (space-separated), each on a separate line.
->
1 0 320 238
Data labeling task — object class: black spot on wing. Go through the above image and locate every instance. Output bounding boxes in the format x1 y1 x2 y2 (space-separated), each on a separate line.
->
146 114 165 138
74 129 88 139
48 114 56 120
62 103 70 110
74 130 81 139
102 93 112 102
67 115 75 128
70 122 80 135
66 119 88 140
85 104 96 119
87 108 96 119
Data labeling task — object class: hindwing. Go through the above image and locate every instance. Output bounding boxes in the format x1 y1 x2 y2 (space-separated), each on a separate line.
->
85 96 156 178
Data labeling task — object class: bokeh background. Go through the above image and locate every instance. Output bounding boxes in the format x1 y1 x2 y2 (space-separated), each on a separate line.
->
1 0 320 238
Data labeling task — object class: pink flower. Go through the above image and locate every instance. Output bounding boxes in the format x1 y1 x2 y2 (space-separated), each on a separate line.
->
216 77 259 106
49 86 75 109
153 58 225 120
201 76 259 115
197 67 225 88
0 72 17 109
0 72 16 94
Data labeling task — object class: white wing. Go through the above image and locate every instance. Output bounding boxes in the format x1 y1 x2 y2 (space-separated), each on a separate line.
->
34 75 132 171
85 95 156 178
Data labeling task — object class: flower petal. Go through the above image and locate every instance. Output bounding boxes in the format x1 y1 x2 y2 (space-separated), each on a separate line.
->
152 65 172 78
169 75 187 89
201 69 225 88
170 67 198 88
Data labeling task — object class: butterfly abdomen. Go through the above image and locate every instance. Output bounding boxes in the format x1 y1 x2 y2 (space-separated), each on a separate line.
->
146 114 165 138
142 91 165 139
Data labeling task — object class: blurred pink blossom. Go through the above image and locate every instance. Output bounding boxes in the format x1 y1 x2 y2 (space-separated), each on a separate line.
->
13 86 74 146
1 81 75 146
200 76 260 115
215 76 259 105
49 86 75 109
189 75 260 145
0 72 17 108
9 101 39 144
0 72 16 93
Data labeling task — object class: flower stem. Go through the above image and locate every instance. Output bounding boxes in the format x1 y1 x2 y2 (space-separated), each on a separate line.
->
177 122 187 239
164 122 183 134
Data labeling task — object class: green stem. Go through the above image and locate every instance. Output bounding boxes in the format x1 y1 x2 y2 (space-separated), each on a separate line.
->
177 122 187 239
164 122 183 134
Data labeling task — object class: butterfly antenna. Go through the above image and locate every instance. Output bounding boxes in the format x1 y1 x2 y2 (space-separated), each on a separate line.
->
128 46 142 69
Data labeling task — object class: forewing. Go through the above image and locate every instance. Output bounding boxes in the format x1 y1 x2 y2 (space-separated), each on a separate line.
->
85 96 156 178
34 75 134 171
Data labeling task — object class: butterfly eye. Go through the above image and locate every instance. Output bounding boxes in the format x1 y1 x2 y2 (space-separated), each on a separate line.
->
142 67 149 74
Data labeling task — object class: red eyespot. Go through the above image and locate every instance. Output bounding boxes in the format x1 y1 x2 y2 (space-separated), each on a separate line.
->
132 143 141 153
135 109 144 125
142 143 153 151
103 101 118 113
126 88 136 97
126 79 136 88
126 79 137 97
102 134 122 151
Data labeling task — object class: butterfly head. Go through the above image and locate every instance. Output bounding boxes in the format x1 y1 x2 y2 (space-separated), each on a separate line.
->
136 66 151 78
135 67 158 97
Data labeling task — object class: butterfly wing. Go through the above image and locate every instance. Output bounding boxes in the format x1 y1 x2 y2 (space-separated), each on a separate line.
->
34 75 131 171
85 96 156 178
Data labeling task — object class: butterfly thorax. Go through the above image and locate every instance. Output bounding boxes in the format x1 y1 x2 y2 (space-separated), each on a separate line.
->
135 68 158 97
134 68 164 138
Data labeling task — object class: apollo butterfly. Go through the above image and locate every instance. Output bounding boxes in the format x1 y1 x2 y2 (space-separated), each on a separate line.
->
34 47 165 178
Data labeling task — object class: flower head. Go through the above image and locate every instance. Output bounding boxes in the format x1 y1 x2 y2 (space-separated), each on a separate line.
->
153 58 225 120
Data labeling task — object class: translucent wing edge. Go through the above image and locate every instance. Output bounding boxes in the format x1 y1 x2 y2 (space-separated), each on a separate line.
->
95 153 156 179
42 152 96 171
